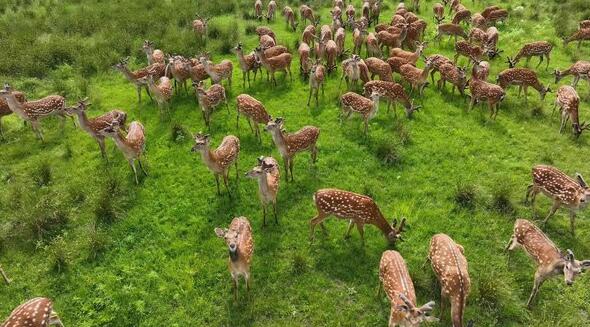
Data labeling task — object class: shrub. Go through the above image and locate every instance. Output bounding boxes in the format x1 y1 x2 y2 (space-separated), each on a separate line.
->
454 183 477 209
375 141 401 167
491 182 515 215
32 161 52 187
171 124 189 143
46 236 72 273
244 23 257 35
95 177 122 225
393 121 412 146
291 253 308 275
88 227 111 260
27 196 69 241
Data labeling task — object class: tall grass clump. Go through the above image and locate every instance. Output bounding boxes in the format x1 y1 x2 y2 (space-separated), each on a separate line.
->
32 161 52 187
95 178 122 225
45 235 72 273
454 183 477 210
490 181 515 215
374 140 401 167
26 195 69 242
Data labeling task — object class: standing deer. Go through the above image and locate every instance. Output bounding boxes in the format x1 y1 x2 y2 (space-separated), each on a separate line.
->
340 91 381 135
468 63 505 119
365 57 393 82
142 40 164 65
113 57 160 103
200 55 233 88
192 14 210 40
255 0 263 20
428 234 471 327
236 94 271 141
308 60 326 107
103 120 147 185
364 80 421 117
371 0 381 25
377 25 407 54
353 23 368 55
283 6 298 31
496 68 551 102
399 58 434 96
434 23 468 43
233 43 262 88
340 54 362 90
379 250 438 326
191 133 240 195
335 27 346 58
299 42 312 77
141 74 172 117
183 58 210 85
346 4 356 29
0 84 68 141
507 41 553 70
300 4 315 26
66 98 127 160
454 40 490 64
0 298 64 327
302 24 317 47
0 90 25 137
437 63 468 96
434 3 445 24
193 81 228 129
526 164 590 234
427 54 453 84
265 117 319 181
366 32 381 57
553 60 590 88
254 46 293 86
246 156 280 226
324 40 339 72
554 86 588 138
166 55 192 94
265 0 277 22
214 217 254 301
505 219 590 308
310 188 406 244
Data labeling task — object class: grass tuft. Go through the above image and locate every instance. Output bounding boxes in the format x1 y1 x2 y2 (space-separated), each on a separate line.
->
454 183 477 209
491 182 515 215
45 236 72 273
291 253 308 275
33 161 52 187
375 140 401 167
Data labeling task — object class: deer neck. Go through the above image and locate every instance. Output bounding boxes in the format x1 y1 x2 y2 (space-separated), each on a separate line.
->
144 48 153 63
421 66 433 81
200 147 218 168
75 110 94 134
2 94 28 119
269 129 289 156
370 97 380 118
119 67 139 82
236 50 247 68
257 173 271 198
373 212 394 236
111 131 131 153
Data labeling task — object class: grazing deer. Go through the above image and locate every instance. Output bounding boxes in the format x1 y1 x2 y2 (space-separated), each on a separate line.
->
0 84 68 141
340 91 381 135
505 219 590 308
214 217 253 301
166 55 192 94
390 14 407 26
324 40 339 72
428 234 470 327
452 9 471 25
346 4 356 29
299 42 312 77
193 81 228 129
487 9 508 25
471 60 490 81
200 55 233 88
142 74 172 117
434 23 468 43
340 55 362 90
437 63 468 96
265 0 277 22
564 27 590 49
256 26 277 42
468 28 487 45
507 41 553 70
332 8 344 32
366 57 393 82
262 45 289 58
236 94 271 142
365 32 381 57
390 41 427 64
1 298 64 327
142 40 164 65
371 0 381 25
320 24 332 43
434 3 445 24
480 5 500 19
183 58 210 84
0 90 25 137
379 250 438 326
259 34 276 48
254 47 293 86
377 24 408 54
353 23 368 55
302 24 317 47
485 27 500 58
283 6 298 31
496 68 551 101
364 80 421 117
192 14 210 40
555 86 588 138
427 54 453 83
0 264 10 284
310 188 406 244
454 40 489 64
308 60 326 107
265 117 319 181
300 4 315 26
103 120 147 185
255 0 263 20
399 58 434 96
113 57 163 103
233 43 262 88
526 164 590 234
66 98 127 160
553 60 590 88
471 13 487 29
191 133 240 195
468 65 505 119
246 157 280 225
334 27 346 57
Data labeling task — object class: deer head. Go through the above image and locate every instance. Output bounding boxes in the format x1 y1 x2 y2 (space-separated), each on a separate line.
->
245 156 276 179
191 132 210 152
387 217 406 243
265 117 285 133
395 293 439 326
143 40 154 51
102 120 123 135
66 97 91 114
573 122 590 139
0 83 12 95
562 249 590 285
113 57 130 70
540 85 552 101
215 225 243 262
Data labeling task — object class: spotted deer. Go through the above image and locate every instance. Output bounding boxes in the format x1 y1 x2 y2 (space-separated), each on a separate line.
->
308 60 326 107
379 250 438 327
236 94 271 141
166 55 192 94
580 20 590 29
256 26 276 42
246 157 280 226
507 41 553 70
283 6 298 31
299 42 312 77
0 84 68 141
365 32 381 57
427 54 453 84
428 234 471 327
553 61 590 88
233 43 261 88
437 63 468 96
390 41 427 64
324 40 339 72
183 58 210 84
452 9 471 25
505 219 590 308
193 81 228 129
454 40 490 64
300 4 315 26
353 23 368 55
0 90 25 137
346 4 356 29
302 24 317 47
496 68 551 101
259 34 276 48
364 80 421 117
399 57 434 96
554 86 588 138
255 0 263 20
265 117 319 181
103 120 147 185
254 46 293 86
371 0 381 25
340 91 381 135
142 74 172 117
335 27 346 58
310 188 406 244
340 54 362 90
192 133 240 195
434 23 468 43
487 9 508 25
526 165 590 234
199 55 233 88
377 24 408 54
0 298 64 327
468 28 487 45
113 57 164 103
66 98 127 160
265 0 277 22
142 40 164 65
365 57 393 82
480 5 500 19
471 13 487 29
404 20 427 49
192 14 210 40
214 217 253 301
468 61 505 119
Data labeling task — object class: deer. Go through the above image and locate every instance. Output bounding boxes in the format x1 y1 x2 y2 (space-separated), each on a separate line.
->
505 219 590 308
246 157 280 226
390 14 406 27
283 6 298 31
255 0 263 20
214 217 254 301
340 91 381 135
379 250 438 326
0 89 25 137
564 27 590 49
496 68 551 102
199 55 233 88
433 3 445 24
192 14 210 40
324 40 339 73
428 234 470 327
320 24 332 43
193 81 228 129
553 60 590 89
191 133 240 195
0 84 68 141
555 86 588 138
346 4 356 29
259 34 276 48
454 40 490 64
254 46 293 86
265 0 277 22
265 117 319 181
353 23 367 55
299 42 312 77
236 94 271 142
371 0 381 25
340 54 362 90
302 24 317 47
233 43 261 88
334 27 346 58
365 32 381 57
404 20 427 50
390 41 427 64
526 164 590 234
452 9 471 25
468 28 487 45
141 74 172 117
434 23 468 43
480 5 500 19
468 64 505 119
310 188 406 244
377 24 408 54
166 55 192 94
484 27 501 58
300 4 315 26
113 57 163 103
103 120 147 185
0 263 10 284
580 20 590 29
427 54 454 84
507 41 553 70
331 8 344 32
437 63 468 96
308 60 326 107
255 26 277 43
365 57 393 82
471 13 487 29
66 98 127 160
0 298 64 327
399 57 434 96
364 80 421 117
487 9 508 25
142 40 165 65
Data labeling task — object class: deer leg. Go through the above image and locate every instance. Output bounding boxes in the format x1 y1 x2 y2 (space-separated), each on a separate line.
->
247 118 254 133
31 120 44 141
315 87 319 106
542 201 560 227
344 220 354 239
536 55 543 68
526 271 546 308
214 174 221 195
307 88 313 106
309 213 329 241
262 204 267 226
235 157 239 181
356 223 365 244
518 85 523 97
223 171 230 196
283 157 290 181
245 272 251 293
572 76 580 88
0 118 4 138
559 110 568 134
138 160 148 176
311 145 318 163
439 290 446 319
273 202 278 224
569 211 576 236
289 158 294 181
129 160 139 185
254 122 262 143
232 273 238 301
49 312 64 327
97 137 107 160
0 265 10 284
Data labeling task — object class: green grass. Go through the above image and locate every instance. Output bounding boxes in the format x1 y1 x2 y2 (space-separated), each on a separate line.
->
1 0 590 326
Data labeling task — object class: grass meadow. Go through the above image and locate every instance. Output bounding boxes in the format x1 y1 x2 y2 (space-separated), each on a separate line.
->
1 0 590 326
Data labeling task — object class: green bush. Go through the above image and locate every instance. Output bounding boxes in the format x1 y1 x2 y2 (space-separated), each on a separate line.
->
46 235 72 273
32 161 52 187
454 183 477 209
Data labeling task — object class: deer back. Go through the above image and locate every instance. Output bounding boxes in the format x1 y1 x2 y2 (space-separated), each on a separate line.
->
284 125 319 155
380 250 417 305
314 188 386 226
214 135 240 169
513 219 561 266
532 165 586 206
236 94 271 124
23 95 66 117
1 297 57 327
230 217 254 267
341 92 374 113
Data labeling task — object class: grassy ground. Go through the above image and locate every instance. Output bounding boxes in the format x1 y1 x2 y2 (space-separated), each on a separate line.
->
1 0 590 326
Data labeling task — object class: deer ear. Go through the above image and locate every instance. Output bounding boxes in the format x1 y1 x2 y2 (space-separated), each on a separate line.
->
580 260 590 269
576 173 588 189
396 304 410 313
566 249 575 262
214 228 226 238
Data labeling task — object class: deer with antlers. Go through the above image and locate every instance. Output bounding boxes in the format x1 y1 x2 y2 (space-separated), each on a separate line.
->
0 84 69 141
435 23 468 44
265 0 277 22
433 3 445 24
526 164 590 234
437 63 468 96
554 61 590 89
428 234 470 327
310 188 406 244
364 80 421 117
265 117 319 181
366 57 393 82
142 40 165 65
236 94 271 142
254 46 293 86
214 217 253 301
66 98 127 160
300 4 315 26
0 89 25 137
308 60 326 107
166 55 192 94
233 43 261 88
1 298 64 327
191 133 240 195
506 219 590 308
103 120 146 185
193 81 228 129
496 68 551 102
340 91 381 135
379 250 438 326
283 6 298 31
508 41 553 70
400 57 434 96
246 157 280 226
426 54 453 84
192 14 210 39
554 86 588 138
